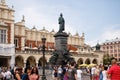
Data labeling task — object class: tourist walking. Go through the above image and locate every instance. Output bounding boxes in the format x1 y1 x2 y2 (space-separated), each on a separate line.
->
52 67 58 80
0 68 5 80
102 66 108 80
99 69 103 80
107 58 120 80
63 65 69 80
58 65 63 80
94 66 100 80
91 66 96 80
29 67 39 80
77 67 82 80
22 66 31 80
67 62 77 80
14 67 23 80
5 67 12 80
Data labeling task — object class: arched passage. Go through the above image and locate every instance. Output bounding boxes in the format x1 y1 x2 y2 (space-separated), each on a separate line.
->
92 59 98 64
85 58 91 64
38 57 47 67
77 58 83 65
15 55 24 67
0 56 10 67
26 56 36 67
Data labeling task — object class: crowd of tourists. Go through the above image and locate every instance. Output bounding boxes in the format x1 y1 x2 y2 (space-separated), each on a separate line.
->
0 66 39 80
51 58 120 80
90 58 120 80
0 58 120 80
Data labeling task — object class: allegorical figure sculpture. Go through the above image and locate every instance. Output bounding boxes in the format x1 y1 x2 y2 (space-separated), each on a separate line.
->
58 13 65 32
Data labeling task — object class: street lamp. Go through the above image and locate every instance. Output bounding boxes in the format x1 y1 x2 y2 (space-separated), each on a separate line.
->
41 37 46 80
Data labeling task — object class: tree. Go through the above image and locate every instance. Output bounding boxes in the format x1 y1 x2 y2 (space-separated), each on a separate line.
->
103 54 114 65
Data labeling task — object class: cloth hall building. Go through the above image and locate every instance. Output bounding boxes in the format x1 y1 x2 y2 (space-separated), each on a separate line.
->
0 0 104 68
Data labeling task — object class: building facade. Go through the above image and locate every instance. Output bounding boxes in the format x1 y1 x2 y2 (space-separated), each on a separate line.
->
0 0 104 68
0 0 15 68
101 38 120 61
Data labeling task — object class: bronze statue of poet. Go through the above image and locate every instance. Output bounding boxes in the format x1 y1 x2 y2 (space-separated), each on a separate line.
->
58 13 65 32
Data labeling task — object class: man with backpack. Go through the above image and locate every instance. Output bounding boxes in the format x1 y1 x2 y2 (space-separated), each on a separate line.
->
67 62 77 80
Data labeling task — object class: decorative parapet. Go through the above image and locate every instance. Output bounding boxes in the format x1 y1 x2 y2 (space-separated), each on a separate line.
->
0 21 8 26
70 52 99 57
15 49 53 55
0 43 15 56
15 49 99 57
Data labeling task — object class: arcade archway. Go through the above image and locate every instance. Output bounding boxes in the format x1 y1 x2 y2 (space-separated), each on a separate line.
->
92 59 98 64
77 58 83 65
38 57 47 67
26 56 36 67
15 55 24 67
85 58 91 64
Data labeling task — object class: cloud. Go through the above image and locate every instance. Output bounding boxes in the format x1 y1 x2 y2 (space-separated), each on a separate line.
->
14 2 78 34
87 24 120 46
101 24 120 40
15 6 57 31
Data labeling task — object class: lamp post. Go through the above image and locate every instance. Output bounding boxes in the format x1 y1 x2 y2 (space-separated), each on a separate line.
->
41 37 46 80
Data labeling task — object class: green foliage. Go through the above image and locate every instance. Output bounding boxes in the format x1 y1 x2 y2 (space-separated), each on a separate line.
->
49 51 58 65
103 54 115 65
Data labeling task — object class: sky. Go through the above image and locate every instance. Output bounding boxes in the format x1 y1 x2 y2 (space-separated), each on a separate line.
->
6 0 120 46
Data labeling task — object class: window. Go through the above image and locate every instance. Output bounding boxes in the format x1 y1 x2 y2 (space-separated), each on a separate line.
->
119 54 120 57
29 43 32 48
110 50 113 53
114 50 117 53
114 46 116 48
81 48 83 51
118 45 120 48
14 38 19 48
119 50 120 52
107 46 109 49
111 54 113 57
102 47 105 50
115 54 117 57
0 29 6 43
110 46 113 49
88 49 90 52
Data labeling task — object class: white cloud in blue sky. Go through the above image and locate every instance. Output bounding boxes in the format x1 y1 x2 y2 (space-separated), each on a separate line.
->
7 0 120 46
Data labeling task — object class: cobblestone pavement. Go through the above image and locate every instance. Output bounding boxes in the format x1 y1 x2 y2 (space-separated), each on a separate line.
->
39 69 53 80
82 73 91 80
39 69 91 80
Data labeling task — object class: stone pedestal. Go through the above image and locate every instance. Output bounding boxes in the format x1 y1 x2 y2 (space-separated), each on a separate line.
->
54 32 68 51
54 32 69 65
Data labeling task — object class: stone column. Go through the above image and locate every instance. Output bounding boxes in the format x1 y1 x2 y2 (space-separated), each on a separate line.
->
10 54 15 69
24 60 26 68
36 61 38 68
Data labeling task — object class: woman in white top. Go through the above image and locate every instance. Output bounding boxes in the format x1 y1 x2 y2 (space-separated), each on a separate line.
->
102 66 108 80
77 67 82 80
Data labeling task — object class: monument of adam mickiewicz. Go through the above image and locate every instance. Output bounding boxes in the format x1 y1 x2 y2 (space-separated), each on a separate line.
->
55 13 68 51
58 13 65 32
49 13 74 65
